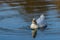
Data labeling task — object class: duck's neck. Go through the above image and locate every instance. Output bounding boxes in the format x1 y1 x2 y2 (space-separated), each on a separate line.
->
32 21 37 25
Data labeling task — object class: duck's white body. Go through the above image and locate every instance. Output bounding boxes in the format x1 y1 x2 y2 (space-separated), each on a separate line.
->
30 18 38 29
30 23 38 29
36 14 47 28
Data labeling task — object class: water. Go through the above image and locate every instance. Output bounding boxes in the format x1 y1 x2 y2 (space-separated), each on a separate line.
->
0 1 60 40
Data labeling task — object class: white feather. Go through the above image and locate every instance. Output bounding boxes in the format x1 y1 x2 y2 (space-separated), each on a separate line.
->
36 14 46 27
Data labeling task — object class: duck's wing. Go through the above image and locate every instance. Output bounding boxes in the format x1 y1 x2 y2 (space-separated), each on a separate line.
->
36 17 41 24
36 14 45 25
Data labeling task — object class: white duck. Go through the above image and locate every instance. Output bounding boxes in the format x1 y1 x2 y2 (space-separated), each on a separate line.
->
30 14 47 30
36 14 47 29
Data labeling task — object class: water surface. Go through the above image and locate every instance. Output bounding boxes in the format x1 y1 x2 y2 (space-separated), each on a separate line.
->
0 1 60 40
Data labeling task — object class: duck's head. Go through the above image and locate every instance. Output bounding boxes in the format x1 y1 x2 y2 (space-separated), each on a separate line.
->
32 18 37 24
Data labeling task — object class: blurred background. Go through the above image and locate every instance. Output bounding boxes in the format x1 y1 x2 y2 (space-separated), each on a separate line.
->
0 0 60 40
